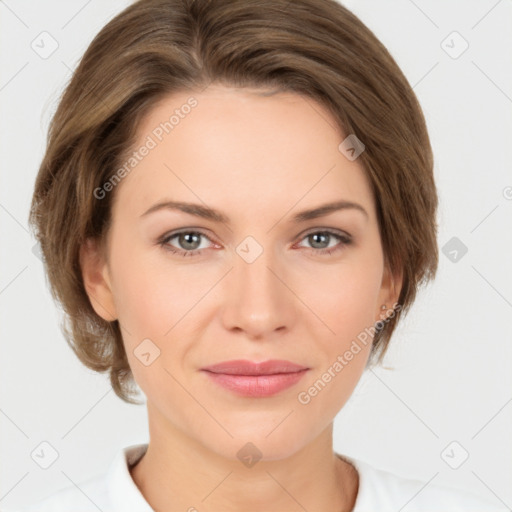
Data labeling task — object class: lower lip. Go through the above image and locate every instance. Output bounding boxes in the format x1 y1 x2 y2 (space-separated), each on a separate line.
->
202 369 309 397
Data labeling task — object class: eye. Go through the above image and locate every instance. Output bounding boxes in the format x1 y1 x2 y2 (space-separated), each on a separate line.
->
295 229 352 256
158 230 215 257
158 228 352 258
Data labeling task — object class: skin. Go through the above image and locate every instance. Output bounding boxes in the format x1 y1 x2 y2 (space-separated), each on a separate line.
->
80 84 402 512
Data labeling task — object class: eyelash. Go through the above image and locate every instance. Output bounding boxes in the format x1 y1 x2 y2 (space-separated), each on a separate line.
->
157 229 352 258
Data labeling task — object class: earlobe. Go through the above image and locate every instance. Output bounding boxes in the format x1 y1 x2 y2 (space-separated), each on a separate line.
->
377 264 403 322
79 238 118 322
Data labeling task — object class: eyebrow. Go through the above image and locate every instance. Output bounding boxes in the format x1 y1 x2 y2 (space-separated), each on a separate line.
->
140 199 368 224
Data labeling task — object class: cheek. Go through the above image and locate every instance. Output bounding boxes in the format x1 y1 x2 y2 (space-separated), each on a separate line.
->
295 258 382 335
297 347 370 430
297 293 373 423
108 247 214 382
294 259 380 407
110 241 195 332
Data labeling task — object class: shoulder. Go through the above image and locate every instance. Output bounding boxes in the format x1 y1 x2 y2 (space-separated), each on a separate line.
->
14 444 150 512
340 455 508 512
14 474 109 512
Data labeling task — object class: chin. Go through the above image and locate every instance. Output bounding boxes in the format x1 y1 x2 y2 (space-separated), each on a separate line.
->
198 421 312 462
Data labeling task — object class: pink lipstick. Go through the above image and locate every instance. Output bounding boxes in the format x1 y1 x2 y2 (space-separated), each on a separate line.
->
201 359 309 398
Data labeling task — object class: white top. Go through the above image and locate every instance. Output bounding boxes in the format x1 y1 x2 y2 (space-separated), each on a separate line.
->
14 443 507 512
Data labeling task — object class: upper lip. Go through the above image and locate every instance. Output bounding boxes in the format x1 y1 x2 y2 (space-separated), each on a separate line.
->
201 359 309 376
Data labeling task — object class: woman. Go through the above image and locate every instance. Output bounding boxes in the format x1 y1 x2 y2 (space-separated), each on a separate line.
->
19 0 505 510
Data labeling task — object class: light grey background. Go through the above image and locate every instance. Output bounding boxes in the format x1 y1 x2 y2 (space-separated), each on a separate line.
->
1 0 511 510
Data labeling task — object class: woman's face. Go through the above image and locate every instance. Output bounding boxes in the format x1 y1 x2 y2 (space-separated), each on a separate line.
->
82 84 400 460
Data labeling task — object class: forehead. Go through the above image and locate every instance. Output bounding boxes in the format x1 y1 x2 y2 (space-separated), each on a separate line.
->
112 85 375 223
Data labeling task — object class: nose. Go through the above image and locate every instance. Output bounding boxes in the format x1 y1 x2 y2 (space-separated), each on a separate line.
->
220 245 296 339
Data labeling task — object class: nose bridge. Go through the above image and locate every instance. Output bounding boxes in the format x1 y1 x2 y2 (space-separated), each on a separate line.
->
222 236 293 336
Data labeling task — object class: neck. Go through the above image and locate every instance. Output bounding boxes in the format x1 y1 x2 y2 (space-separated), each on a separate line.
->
130 405 359 512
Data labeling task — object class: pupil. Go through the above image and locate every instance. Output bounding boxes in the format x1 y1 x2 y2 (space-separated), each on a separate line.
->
181 233 200 250
311 233 328 248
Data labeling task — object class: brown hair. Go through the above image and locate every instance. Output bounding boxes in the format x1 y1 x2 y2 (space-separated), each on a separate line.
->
28 0 438 404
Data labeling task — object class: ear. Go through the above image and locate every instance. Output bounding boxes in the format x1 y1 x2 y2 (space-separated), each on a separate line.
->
376 262 403 322
79 238 117 322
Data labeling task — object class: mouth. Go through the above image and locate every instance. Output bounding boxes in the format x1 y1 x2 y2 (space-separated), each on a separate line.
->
200 359 310 397
201 359 309 375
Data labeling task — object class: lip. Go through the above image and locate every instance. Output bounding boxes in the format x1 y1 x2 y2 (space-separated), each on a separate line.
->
201 359 309 375
201 359 310 398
